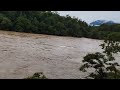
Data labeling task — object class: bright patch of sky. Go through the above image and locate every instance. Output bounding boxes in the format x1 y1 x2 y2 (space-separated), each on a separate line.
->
58 11 120 24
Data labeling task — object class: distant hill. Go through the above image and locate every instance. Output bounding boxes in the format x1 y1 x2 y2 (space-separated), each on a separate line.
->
90 20 118 26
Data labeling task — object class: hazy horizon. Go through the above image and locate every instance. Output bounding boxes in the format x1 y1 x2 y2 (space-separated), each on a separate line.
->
58 11 120 24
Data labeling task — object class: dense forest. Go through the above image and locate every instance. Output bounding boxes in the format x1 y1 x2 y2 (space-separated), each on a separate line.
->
0 11 120 39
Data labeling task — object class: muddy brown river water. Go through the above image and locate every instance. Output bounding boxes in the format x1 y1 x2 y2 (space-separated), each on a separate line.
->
0 30 119 79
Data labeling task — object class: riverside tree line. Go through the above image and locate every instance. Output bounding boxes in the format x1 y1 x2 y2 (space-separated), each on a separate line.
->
0 11 120 39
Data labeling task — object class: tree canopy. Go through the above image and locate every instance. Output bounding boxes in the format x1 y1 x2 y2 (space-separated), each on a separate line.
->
0 11 120 40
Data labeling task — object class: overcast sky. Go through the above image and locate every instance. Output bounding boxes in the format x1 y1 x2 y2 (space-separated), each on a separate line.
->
58 11 120 24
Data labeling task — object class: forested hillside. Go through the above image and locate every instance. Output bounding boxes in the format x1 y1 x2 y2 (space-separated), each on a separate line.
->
0 11 120 39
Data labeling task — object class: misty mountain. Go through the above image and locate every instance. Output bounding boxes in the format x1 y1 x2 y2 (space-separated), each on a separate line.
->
90 20 117 26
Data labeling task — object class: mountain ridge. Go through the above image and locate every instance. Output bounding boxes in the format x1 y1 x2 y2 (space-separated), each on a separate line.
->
90 20 118 26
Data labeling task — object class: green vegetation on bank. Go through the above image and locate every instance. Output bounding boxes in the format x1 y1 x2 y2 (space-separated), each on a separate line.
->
0 11 120 40
24 72 47 79
80 35 120 79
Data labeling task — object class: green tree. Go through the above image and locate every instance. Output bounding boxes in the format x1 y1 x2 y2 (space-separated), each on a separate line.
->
0 14 12 30
15 16 32 32
30 17 40 33
80 34 120 79
1 11 118 40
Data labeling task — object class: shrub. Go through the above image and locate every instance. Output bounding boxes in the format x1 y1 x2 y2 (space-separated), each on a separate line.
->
80 35 120 79
24 72 48 79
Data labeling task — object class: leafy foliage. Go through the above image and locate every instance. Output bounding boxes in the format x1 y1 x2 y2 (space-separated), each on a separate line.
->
0 11 89 38
24 72 48 79
0 14 12 30
80 35 120 79
0 11 120 40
